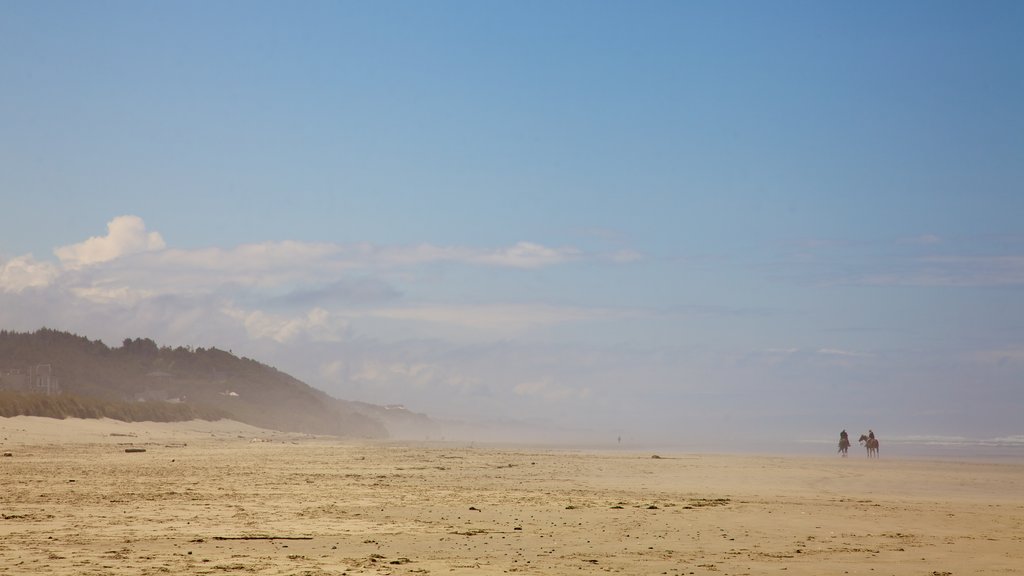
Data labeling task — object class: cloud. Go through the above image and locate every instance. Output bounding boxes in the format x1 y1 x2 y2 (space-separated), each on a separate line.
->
7 215 1022 442
1 215 637 359
70 284 159 305
222 305 348 343
0 255 59 293
6 215 599 305
372 241 580 269
472 242 580 268
54 215 166 269
328 354 486 400
350 360 444 388
114 240 584 303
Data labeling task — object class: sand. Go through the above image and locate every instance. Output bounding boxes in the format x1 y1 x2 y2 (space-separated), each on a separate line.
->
1 417 1022 575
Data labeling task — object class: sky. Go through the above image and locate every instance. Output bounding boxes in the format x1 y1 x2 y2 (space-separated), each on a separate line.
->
2 1 1023 447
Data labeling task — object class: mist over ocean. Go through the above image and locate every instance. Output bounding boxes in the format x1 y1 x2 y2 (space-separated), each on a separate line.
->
429 419 1024 462
636 435 1024 462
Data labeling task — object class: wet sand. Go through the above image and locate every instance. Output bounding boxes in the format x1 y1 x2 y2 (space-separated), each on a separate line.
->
2 416 1022 575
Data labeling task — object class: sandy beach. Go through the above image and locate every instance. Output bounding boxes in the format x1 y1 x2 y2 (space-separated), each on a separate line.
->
1 417 1022 575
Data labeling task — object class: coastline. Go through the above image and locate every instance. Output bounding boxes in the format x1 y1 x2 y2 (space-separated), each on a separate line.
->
2 416 1023 575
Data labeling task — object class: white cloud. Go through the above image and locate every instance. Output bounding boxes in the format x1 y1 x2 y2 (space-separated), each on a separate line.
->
89 239 581 303
149 240 578 279
338 357 484 396
372 241 580 269
70 284 158 305
6 216 601 309
473 241 580 268
351 360 438 386
222 305 348 343
2 215 630 355
0 255 59 292
54 215 166 269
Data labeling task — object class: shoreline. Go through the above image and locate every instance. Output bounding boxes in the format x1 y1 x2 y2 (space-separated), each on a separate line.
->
3 415 1023 464
2 416 1022 575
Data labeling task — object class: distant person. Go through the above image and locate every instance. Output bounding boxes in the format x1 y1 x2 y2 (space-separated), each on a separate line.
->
838 429 850 456
868 429 875 440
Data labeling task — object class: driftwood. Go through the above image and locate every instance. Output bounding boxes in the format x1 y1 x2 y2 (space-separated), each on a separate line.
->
212 536 313 541
124 448 147 453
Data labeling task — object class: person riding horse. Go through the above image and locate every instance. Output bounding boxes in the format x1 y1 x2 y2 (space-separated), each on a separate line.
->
859 432 880 458
838 429 851 456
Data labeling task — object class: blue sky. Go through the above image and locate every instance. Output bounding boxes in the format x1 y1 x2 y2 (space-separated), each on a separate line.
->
2 1 1022 446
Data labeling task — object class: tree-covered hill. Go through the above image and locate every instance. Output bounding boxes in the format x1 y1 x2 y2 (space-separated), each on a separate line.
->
0 328 392 437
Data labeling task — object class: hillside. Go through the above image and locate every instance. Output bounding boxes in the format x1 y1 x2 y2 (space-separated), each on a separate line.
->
0 328 432 438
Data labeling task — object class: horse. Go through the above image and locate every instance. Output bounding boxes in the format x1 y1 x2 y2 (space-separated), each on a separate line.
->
838 436 851 457
858 434 879 458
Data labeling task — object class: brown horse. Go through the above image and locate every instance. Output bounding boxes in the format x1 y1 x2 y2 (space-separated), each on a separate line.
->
858 434 879 458
838 437 851 456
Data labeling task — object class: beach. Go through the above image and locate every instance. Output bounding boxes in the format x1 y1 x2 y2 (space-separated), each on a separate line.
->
1 417 1022 575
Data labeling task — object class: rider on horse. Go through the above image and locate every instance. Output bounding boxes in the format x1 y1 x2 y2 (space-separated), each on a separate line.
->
838 429 851 455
